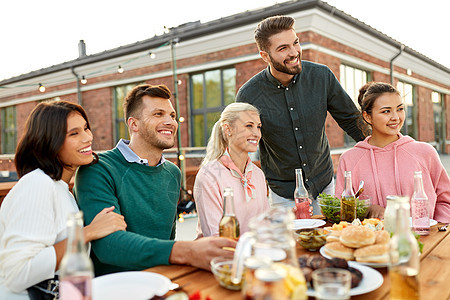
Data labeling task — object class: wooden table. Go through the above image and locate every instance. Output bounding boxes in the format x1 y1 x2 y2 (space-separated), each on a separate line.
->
146 223 450 299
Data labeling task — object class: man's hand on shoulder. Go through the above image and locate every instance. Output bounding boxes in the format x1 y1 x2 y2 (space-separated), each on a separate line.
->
170 237 236 270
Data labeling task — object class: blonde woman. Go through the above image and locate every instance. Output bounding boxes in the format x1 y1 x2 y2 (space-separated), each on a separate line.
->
194 103 269 237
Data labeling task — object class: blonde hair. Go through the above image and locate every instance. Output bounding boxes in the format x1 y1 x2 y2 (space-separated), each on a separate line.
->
202 103 260 166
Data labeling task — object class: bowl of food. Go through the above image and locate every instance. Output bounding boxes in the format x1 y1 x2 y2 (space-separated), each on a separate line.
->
210 257 242 290
318 194 370 223
294 228 329 251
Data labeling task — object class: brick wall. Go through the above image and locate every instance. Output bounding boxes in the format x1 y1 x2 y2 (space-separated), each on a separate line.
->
416 86 434 142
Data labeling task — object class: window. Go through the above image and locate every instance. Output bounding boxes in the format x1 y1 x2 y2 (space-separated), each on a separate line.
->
113 83 142 143
432 91 445 152
1 106 17 154
397 81 416 139
190 68 236 147
339 65 369 145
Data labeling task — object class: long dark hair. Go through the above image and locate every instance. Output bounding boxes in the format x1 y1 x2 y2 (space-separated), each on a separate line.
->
15 100 98 180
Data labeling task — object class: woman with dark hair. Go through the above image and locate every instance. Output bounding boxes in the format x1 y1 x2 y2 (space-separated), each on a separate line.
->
335 82 450 222
0 101 127 299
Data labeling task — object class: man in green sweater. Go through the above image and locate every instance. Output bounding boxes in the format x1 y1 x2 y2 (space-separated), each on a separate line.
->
75 84 235 276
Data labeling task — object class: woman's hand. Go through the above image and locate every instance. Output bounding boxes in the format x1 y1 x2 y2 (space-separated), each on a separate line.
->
84 206 127 243
368 204 385 219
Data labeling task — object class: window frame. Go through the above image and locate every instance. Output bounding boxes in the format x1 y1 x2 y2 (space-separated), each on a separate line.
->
1 106 17 154
339 64 370 146
397 81 416 139
189 67 236 147
113 82 143 143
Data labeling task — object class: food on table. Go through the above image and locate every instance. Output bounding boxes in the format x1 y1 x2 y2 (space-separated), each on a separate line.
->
340 226 376 248
374 230 390 244
325 221 351 231
341 195 357 222
298 254 363 288
294 228 328 251
272 263 307 299
210 257 242 290
326 230 341 243
323 227 391 264
353 244 389 264
318 193 370 223
323 242 355 260
306 255 333 270
347 267 363 288
328 257 349 269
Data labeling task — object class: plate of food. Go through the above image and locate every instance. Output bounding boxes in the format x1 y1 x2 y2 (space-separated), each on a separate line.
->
299 254 383 297
320 245 389 268
320 225 391 268
293 219 326 230
92 271 172 300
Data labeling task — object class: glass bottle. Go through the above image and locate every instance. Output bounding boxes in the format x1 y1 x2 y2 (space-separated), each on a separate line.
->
219 187 240 240
411 171 430 235
59 211 94 300
294 168 311 219
384 195 398 233
389 197 420 300
340 171 356 222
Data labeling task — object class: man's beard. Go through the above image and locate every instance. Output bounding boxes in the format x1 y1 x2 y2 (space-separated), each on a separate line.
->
269 52 302 75
141 128 176 150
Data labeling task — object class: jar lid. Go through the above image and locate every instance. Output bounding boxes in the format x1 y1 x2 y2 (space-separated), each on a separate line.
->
244 256 272 270
255 266 286 282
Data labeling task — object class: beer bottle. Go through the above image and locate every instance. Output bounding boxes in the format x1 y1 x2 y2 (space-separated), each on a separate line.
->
219 187 240 239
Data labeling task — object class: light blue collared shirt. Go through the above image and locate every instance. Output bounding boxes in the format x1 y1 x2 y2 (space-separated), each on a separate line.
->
116 139 166 167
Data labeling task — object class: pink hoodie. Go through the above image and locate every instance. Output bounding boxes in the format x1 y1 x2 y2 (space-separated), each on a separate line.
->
335 134 450 223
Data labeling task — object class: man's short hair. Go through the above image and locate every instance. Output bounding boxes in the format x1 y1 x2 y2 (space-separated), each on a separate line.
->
123 84 172 120
254 15 295 52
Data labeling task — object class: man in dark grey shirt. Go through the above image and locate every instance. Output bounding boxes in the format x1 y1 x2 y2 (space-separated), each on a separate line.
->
236 15 364 213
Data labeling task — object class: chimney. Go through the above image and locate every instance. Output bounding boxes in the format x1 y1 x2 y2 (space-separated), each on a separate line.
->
78 40 86 58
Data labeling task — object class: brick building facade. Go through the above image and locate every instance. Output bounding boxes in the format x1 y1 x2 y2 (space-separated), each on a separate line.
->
0 0 449 191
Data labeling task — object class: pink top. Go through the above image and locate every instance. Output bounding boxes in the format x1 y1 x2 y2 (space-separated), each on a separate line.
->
335 134 450 223
193 159 269 236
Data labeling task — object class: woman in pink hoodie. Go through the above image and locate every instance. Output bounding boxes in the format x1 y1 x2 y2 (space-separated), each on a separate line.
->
335 82 450 222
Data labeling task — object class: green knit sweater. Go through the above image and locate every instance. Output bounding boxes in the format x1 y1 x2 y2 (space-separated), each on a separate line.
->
74 148 181 276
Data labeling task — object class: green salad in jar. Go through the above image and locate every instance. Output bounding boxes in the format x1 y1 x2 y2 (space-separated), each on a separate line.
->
318 193 370 223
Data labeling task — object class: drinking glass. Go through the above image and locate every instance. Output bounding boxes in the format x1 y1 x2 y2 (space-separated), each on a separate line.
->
312 268 351 300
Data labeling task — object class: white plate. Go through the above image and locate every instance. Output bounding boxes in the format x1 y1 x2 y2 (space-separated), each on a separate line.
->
293 219 326 230
306 261 384 297
409 217 438 227
92 271 172 300
319 246 388 268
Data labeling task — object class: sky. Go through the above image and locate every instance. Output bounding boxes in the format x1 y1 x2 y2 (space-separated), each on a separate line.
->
1 0 449 82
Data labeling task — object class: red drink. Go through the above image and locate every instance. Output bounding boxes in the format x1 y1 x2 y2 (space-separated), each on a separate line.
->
294 197 310 219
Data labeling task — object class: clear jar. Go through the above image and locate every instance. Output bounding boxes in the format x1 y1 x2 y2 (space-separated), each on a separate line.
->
242 256 272 299
389 197 420 300
251 266 288 300
384 195 399 233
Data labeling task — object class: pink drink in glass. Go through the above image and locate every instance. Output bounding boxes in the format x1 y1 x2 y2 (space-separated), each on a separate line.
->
60 275 92 300
294 197 310 219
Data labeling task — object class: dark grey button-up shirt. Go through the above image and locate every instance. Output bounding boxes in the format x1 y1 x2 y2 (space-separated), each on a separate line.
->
236 61 364 199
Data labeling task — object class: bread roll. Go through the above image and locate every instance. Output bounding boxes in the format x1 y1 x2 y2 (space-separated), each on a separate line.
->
353 244 389 263
340 225 375 248
323 242 354 260
374 230 390 245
